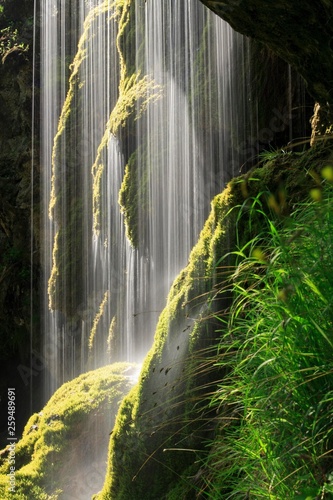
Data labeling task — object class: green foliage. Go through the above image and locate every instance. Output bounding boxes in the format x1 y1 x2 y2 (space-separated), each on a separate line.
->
96 182 240 499
200 181 333 498
0 25 28 63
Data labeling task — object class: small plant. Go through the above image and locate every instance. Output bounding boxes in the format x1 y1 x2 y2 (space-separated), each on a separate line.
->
259 147 287 162
0 25 28 63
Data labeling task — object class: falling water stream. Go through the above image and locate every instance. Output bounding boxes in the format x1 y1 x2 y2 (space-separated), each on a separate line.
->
41 0 252 400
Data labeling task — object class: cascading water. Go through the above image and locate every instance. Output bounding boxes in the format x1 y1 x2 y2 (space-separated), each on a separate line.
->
37 0 311 498
40 0 81 397
131 2 256 360
41 0 254 401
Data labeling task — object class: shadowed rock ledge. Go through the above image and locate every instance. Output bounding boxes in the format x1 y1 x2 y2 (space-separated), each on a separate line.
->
199 0 333 129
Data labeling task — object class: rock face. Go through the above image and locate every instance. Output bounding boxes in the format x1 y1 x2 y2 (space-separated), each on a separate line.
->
199 0 333 124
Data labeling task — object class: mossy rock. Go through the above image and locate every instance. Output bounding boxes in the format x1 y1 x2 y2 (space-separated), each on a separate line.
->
95 141 333 499
0 363 138 499
118 147 149 249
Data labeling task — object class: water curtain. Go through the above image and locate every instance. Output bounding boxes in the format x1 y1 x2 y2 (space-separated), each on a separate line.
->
41 0 249 397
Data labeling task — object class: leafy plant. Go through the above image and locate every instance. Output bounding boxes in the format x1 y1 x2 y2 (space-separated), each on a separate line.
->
0 25 28 62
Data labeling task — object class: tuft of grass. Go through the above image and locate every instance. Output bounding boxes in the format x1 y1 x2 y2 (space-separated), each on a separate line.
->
200 182 333 498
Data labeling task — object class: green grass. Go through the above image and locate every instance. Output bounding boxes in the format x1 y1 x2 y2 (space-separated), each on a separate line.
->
200 179 333 498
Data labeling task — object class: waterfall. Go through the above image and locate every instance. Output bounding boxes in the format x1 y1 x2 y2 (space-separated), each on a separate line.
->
40 0 254 399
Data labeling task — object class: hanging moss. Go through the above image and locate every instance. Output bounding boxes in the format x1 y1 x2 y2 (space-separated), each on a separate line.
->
90 0 161 236
48 0 162 317
118 148 149 248
89 290 110 350
47 197 85 316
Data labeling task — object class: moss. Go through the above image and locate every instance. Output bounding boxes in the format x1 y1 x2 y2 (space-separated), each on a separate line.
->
89 290 110 350
47 197 85 316
48 0 162 316
118 148 149 248
0 363 136 499
90 0 162 235
91 69 161 234
107 316 117 353
96 183 240 499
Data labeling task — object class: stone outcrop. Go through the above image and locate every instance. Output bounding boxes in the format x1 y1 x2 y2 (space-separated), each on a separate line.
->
199 0 333 128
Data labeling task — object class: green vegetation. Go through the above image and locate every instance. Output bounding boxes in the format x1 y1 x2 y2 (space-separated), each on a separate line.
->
48 0 161 315
0 363 136 499
0 25 28 63
89 290 110 349
95 175 239 500
7 142 332 499
196 174 333 498
95 141 333 499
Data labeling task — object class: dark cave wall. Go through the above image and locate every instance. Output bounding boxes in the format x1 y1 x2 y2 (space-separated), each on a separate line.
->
199 0 333 130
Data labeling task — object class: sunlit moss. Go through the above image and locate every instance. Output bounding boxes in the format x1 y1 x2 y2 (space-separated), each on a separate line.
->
118 148 149 248
0 363 136 499
48 0 162 316
47 197 85 315
95 184 239 499
47 230 60 311
89 290 110 350
49 0 115 220
107 316 117 353
91 0 162 235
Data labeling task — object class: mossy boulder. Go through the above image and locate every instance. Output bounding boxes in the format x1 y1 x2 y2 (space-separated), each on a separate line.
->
118 147 149 249
0 363 138 499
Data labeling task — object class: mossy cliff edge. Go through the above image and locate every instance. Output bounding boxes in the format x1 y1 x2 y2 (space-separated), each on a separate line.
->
0 363 137 499
95 142 333 499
